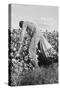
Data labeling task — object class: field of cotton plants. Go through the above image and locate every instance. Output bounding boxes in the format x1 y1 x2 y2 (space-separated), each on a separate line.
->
8 28 58 86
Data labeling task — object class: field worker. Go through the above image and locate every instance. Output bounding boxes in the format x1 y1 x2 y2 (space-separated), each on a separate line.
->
19 20 53 68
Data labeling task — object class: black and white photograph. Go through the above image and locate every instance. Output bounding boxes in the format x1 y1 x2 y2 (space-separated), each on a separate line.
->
8 4 58 86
